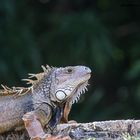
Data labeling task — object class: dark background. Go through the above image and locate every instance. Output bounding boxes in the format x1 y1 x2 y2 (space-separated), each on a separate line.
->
0 0 140 122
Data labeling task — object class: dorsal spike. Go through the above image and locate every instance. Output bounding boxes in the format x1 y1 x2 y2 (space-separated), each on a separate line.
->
1 84 11 91
35 73 44 80
28 73 45 80
22 79 35 84
41 65 48 73
0 64 53 97
1 84 5 89
46 65 51 70
5 86 12 90
28 73 36 78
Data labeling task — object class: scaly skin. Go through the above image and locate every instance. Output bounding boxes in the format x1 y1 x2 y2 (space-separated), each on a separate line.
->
0 65 91 139
0 93 33 133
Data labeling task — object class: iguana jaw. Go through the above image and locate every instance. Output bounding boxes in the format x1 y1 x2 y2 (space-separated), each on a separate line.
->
54 73 91 103
70 74 90 104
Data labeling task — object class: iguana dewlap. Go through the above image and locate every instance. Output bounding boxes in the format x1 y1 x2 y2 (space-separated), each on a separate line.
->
0 65 91 139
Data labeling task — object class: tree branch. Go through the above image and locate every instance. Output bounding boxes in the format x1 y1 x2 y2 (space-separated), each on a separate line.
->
55 120 140 139
0 120 140 140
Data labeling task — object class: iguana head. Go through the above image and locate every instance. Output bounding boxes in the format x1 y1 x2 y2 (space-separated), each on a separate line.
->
50 66 91 104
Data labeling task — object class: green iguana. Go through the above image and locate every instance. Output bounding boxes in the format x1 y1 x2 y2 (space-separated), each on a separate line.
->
0 65 91 140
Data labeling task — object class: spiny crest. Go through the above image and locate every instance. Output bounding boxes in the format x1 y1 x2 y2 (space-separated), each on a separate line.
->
0 65 53 96
22 65 52 85
0 84 32 96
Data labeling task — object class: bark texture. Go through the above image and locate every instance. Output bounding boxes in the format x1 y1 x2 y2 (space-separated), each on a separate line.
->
0 120 140 140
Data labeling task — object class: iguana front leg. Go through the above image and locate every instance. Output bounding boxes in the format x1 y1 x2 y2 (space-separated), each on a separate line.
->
22 103 52 139
23 111 71 140
22 104 71 140
22 111 46 139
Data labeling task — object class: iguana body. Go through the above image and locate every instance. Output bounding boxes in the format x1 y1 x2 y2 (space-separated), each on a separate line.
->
0 65 91 139
0 93 33 133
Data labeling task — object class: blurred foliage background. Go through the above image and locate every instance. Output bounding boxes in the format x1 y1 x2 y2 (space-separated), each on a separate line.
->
0 0 140 122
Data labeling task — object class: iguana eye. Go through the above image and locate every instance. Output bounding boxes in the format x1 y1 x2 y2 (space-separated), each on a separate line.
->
67 68 73 73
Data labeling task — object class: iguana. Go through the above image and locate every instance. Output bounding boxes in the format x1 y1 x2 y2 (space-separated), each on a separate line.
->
0 65 91 139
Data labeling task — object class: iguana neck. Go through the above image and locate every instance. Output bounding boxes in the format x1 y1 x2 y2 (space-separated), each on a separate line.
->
31 72 53 109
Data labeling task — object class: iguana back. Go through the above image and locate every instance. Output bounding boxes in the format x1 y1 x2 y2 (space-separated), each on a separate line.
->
0 93 33 133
